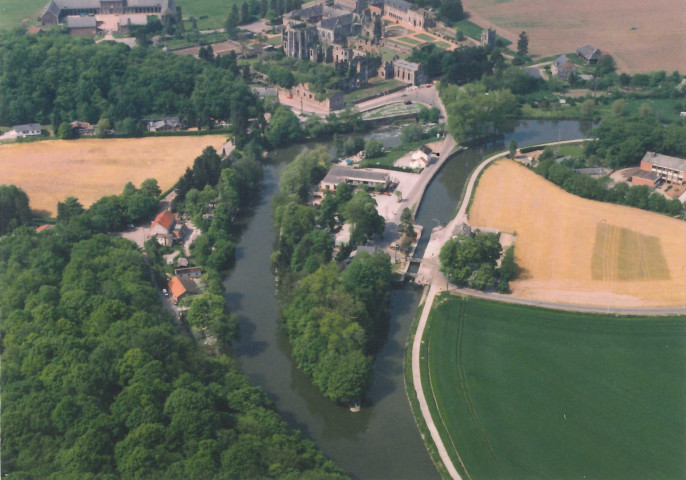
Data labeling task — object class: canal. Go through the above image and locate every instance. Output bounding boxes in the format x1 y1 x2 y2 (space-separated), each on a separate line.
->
224 119 592 479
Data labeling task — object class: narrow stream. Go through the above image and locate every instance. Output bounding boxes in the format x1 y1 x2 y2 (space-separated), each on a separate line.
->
224 120 592 479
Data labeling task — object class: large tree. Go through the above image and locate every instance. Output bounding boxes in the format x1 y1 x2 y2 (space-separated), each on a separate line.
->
517 31 529 57
0 185 31 236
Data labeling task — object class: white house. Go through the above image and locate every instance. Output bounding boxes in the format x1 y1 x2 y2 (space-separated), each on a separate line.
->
11 123 42 138
409 145 433 169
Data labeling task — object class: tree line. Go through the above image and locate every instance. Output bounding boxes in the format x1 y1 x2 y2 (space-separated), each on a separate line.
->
535 149 684 217
271 147 390 404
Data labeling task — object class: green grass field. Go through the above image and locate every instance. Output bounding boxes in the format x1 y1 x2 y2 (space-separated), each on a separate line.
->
0 0 46 30
423 295 686 479
178 0 241 30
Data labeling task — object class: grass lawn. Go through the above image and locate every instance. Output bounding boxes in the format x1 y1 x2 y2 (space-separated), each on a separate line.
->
344 79 405 103
454 19 483 41
266 35 282 46
415 33 435 41
388 37 419 47
0 0 46 30
360 139 427 168
423 295 686 479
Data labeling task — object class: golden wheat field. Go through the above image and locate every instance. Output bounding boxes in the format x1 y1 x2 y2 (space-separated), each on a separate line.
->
0 136 227 216
461 0 686 73
468 160 686 308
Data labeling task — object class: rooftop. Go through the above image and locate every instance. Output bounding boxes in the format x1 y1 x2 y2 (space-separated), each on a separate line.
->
632 169 659 181
393 59 421 71
321 165 390 185
642 152 686 172
66 15 96 28
12 123 41 132
576 44 601 60
151 210 175 230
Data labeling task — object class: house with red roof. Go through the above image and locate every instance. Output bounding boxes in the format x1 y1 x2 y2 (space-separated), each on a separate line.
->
149 210 176 246
168 275 200 304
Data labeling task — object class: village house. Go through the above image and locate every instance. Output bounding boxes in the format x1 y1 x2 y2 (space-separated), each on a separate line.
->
638 151 686 185
551 55 576 80
174 266 202 279
409 144 433 169
168 275 200 304
143 117 186 132
149 210 176 246
320 164 390 191
576 44 601 64
10 123 42 138
70 121 95 135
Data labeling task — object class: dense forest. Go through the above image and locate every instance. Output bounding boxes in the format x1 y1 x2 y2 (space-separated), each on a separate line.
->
0 31 261 132
0 221 346 478
271 148 391 404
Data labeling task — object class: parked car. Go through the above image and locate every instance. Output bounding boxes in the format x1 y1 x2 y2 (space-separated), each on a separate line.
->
404 100 412 105
162 288 169 297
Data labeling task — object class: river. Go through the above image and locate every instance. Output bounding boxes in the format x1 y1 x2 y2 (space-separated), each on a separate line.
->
223 119 592 479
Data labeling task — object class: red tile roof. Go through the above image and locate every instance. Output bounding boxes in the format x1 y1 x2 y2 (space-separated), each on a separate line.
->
35 224 53 233
152 210 175 231
168 276 187 301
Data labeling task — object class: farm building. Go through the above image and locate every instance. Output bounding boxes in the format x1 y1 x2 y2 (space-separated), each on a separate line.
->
576 44 601 64
10 124 41 137
551 55 576 80
639 151 686 185
66 15 97 35
118 14 149 34
40 0 176 25
320 165 390 191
